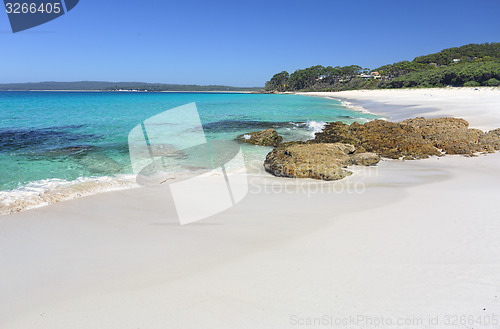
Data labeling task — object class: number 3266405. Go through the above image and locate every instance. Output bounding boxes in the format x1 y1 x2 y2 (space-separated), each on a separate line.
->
5 2 62 14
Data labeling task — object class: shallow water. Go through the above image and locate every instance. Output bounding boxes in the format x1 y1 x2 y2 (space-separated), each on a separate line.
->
0 91 378 214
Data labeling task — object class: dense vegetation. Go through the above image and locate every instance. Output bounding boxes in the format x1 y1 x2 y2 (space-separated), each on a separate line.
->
384 61 500 88
0 81 261 92
264 43 500 92
413 43 500 65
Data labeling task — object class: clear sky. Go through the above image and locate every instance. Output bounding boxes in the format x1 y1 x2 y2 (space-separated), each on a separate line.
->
0 0 499 86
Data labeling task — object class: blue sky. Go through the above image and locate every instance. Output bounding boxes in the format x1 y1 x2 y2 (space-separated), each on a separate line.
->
0 0 499 86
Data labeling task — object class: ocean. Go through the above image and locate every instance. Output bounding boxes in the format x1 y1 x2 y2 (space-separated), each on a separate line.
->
0 91 378 214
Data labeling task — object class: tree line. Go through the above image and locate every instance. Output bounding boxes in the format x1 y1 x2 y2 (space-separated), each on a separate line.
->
264 42 500 92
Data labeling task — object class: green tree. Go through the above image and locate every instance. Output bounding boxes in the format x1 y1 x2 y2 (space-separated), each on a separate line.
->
486 78 500 86
264 71 290 91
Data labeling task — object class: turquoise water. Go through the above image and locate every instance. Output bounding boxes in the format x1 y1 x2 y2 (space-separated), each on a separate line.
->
0 91 378 212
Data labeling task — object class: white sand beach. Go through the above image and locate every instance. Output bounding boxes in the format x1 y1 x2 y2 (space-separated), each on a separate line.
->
300 87 500 130
1 88 500 328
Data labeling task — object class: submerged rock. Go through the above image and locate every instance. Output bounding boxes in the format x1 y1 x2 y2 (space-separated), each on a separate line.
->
237 128 283 147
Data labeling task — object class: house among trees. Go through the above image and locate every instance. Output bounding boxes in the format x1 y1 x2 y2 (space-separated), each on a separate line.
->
360 72 381 79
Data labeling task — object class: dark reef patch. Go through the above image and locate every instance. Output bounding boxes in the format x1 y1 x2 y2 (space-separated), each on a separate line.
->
0 127 100 154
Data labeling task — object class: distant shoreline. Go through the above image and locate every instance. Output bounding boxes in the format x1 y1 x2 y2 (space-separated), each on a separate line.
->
0 81 263 93
0 90 257 93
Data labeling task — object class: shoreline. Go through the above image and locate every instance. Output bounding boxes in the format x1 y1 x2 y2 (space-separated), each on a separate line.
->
1 88 500 328
297 86 500 130
0 174 140 216
0 97 368 217
1 87 499 215
0 90 257 93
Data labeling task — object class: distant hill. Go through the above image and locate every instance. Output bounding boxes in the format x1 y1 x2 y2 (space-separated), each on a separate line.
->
413 43 500 65
0 81 262 92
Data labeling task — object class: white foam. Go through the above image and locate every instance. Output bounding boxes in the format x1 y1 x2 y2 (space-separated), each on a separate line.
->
339 100 371 114
0 175 139 216
0 163 256 216
305 120 327 137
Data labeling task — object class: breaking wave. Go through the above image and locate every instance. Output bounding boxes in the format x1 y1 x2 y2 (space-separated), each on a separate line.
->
0 175 139 216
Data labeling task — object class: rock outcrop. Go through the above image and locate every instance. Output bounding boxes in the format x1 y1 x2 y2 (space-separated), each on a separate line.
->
313 117 500 159
479 128 500 152
262 117 500 181
349 152 381 166
237 128 283 147
264 143 380 181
